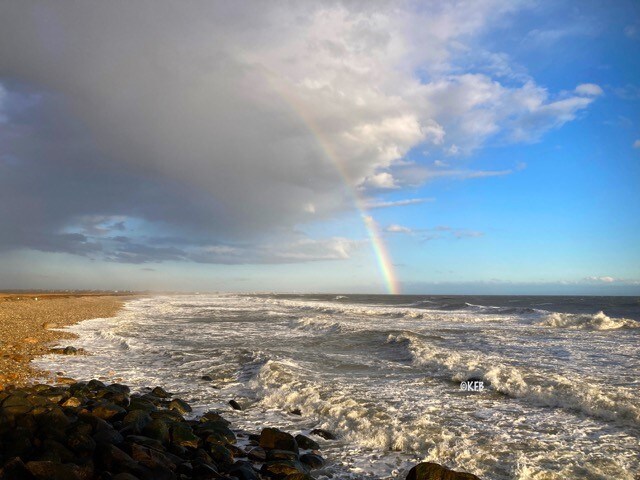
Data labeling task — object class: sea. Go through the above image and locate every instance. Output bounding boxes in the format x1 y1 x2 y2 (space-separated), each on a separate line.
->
35 294 640 479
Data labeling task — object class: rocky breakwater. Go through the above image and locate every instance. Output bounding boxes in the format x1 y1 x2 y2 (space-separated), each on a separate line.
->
0 380 480 480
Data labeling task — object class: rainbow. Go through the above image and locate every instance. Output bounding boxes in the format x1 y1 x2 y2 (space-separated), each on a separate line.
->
263 71 401 294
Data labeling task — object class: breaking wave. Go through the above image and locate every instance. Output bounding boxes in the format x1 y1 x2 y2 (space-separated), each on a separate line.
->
388 332 640 426
537 311 640 330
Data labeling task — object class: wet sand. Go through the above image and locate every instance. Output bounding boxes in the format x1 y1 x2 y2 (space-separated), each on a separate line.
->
0 293 134 389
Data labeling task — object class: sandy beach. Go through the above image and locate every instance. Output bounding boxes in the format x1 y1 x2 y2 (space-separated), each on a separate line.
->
0 293 132 389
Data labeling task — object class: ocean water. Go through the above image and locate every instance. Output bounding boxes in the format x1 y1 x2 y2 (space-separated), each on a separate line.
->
36 294 640 479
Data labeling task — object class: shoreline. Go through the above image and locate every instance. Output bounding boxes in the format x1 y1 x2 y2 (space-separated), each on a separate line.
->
0 293 136 389
0 293 482 479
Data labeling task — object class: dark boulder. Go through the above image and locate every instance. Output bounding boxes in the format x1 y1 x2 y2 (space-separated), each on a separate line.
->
92 402 127 421
0 457 37 480
259 428 298 454
125 435 164 450
129 443 176 471
122 410 152 434
151 387 171 399
260 460 309 479
199 411 230 426
246 446 267 462
227 461 260 480
405 462 481 480
170 423 199 449
228 399 242 411
128 398 157 413
2 393 33 416
266 449 299 462
142 419 171 445
86 379 106 391
25 461 82 480
309 428 335 440
112 474 141 480
208 444 234 467
168 399 192 415
37 439 75 463
95 443 136 471
67 431 97 455
294 434 319 451
300 453 324 469
93 428 125 446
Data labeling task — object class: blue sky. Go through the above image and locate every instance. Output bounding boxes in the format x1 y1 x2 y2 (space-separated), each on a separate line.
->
0 1 638 294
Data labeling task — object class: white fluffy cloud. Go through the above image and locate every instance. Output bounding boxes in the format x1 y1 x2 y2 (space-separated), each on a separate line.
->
0 1 602 263
386 224 413 234
575 83 604 97
584 276 616 283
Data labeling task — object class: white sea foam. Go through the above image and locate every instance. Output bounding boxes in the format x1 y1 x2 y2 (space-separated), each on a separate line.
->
34 294 640 480
388 332 640 426
537 311 640 330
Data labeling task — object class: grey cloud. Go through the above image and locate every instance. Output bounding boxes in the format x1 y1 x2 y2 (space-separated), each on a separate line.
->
0 1 599 264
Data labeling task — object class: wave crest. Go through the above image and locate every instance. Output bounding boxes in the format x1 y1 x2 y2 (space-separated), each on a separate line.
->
538 311 640 330
387 332 640 426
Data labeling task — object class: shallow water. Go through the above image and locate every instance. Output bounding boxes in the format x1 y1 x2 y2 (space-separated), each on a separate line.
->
36 294 640 479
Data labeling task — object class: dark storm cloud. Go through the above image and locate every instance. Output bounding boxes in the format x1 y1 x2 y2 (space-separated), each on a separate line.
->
0 1 600 264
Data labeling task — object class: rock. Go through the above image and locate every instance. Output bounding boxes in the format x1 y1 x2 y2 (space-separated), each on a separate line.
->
25 461 82 480
283 475 316 480
95 443 139 475
2 393 34 416
191 460 219 479
260 460 309 479
171 423 200 449
60 396 83 408
289 408 302 416
67 431 97 455
3 426 33 458
208 444 234 466
151 387 171 399
405 462 481 480
63 346 78 355
259 428 299 454
168 398 192 415
38 438 75 463
229 399 243 411
266 449 299 462
87 379 106 391
199 411 230 425
294 434 319 451
227 461 260 480
200 375 213 381
93 428 125 446
93 402 127 421
196 421 236 445
128 397 157 412
122 410 152 434
0 457 36 480
37 407 72 440
112 474 141 480
310 428 336 440
300 453 324 469
246 446 267 462
142 419 171 445
129 443 176 471
125 435 164 450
